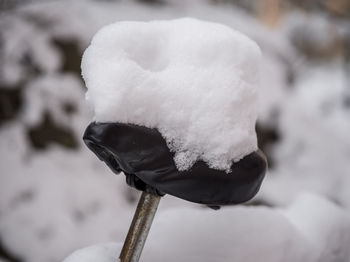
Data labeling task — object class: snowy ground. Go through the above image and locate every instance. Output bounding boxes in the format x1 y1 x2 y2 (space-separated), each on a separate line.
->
64 194 350 262
0 1 350 262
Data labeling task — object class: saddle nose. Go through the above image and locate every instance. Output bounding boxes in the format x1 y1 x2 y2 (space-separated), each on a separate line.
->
83 122 267 205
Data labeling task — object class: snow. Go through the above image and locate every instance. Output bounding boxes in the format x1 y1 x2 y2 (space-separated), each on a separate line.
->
64 193 350 262
260 63 350 209
23 74 85 126
0 1 350 262
82 18 261 171
63 243 122 262
283 194 350 262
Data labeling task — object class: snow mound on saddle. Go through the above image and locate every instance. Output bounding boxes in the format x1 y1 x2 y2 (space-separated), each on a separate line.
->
82 18 261 171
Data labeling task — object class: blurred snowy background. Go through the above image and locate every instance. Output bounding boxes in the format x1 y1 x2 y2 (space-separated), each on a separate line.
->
1 0 350 261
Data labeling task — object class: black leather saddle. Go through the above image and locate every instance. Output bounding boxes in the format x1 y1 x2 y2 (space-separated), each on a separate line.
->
83 122 266 206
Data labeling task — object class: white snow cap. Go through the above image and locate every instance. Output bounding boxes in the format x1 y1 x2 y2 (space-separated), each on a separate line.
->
82 18 261 172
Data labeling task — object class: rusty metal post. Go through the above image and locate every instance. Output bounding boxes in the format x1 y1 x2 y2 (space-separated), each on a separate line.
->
119 191 161 262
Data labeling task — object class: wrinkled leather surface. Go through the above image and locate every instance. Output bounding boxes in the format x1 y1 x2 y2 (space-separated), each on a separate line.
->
83 122 267 205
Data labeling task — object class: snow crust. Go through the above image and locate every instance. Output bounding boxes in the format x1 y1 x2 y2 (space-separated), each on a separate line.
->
82 18 261 171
